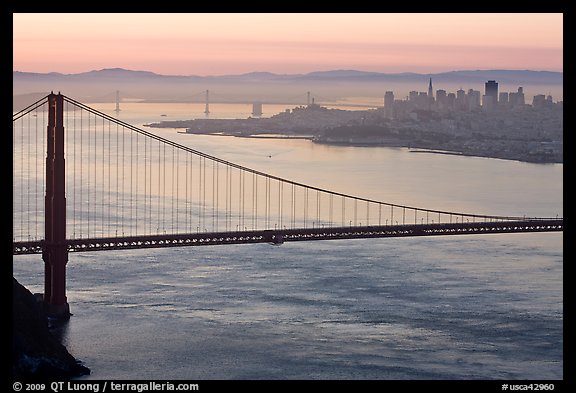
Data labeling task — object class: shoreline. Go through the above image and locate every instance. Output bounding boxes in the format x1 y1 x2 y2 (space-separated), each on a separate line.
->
176 129 562 165
311 139 561 164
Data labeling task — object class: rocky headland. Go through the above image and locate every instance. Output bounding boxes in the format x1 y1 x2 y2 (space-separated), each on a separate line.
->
12 278 90 379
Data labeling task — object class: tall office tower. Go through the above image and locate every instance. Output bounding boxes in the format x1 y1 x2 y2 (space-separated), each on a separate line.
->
509 87 525 107
516 87 525 106
384 91 395 118
532 94 546 108
446 92 456 108
485 80 499 105
428 77 433 100
482 95 495 110
436 89 447 108
467 89 481 109
418 92 429 109
456 88 467 110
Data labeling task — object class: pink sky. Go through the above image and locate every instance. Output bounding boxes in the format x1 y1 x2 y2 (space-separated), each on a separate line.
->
13 13 563 75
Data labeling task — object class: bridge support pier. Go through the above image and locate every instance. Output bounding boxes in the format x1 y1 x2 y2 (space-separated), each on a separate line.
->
43 93 70 319
42 245 70 319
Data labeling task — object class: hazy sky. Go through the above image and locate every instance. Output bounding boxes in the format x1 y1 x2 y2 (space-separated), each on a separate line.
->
13 13 563 75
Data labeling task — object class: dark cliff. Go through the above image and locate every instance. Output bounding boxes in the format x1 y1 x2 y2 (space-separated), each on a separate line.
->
12 277 90 379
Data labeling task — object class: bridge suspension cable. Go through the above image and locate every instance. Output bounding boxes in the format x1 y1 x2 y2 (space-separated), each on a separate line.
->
13 94 559 249
12 93 563 319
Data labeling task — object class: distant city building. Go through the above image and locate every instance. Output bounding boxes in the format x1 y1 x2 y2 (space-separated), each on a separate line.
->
456 88 467 110
482 94 495 111
484 80 499 106
418 92 429 109
428 78 434 100
436 89 447 108
467 89 481 109
408 91 431 110
382 82 557 123
532 94 554 109
446 92 456 108
384 91 395 118
509 87 525 107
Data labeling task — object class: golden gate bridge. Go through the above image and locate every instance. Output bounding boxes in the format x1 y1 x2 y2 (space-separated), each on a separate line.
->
12 93 563 318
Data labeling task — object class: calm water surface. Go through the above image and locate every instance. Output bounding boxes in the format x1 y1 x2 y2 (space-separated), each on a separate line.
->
13 102 563 380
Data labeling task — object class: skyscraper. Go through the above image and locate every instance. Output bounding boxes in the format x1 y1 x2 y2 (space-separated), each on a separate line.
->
384 91 394 119
484 80 498 105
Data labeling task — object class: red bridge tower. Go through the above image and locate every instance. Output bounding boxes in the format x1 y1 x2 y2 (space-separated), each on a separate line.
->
42 93 70 318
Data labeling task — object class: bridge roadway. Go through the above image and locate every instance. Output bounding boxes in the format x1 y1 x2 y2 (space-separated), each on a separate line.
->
13 219 563 255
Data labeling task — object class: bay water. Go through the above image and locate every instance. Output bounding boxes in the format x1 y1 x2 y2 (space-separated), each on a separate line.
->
12 102 563 380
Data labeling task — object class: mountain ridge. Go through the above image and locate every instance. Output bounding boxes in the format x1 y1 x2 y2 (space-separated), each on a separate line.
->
13 67 563 83
13 67 563 106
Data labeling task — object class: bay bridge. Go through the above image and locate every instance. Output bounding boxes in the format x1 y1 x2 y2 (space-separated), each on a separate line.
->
99 88 377 115
12 93 563 317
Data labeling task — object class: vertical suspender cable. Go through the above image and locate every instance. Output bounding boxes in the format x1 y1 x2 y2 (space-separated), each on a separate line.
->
214 159 217 231
20 111 24 240
26 101 30 239
135 131 139 235
159 140 163 234
88 113 92 237
252 173 258 230
144 131 148 234
121 123 125 236
129 119 133 236
37 104 41 239
239 169 243 230
116 121 119 236
102 115 106 236
216 161 220 232
185 148 189 233
172 144 175 233
278 180 282 229
163 143 166 233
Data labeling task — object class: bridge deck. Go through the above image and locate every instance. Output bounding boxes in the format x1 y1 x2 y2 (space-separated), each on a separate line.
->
13 219 563 255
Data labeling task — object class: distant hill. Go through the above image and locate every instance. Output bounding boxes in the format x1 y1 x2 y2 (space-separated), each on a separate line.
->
13 68 563 106
13 92 51 112
13 67 563 84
